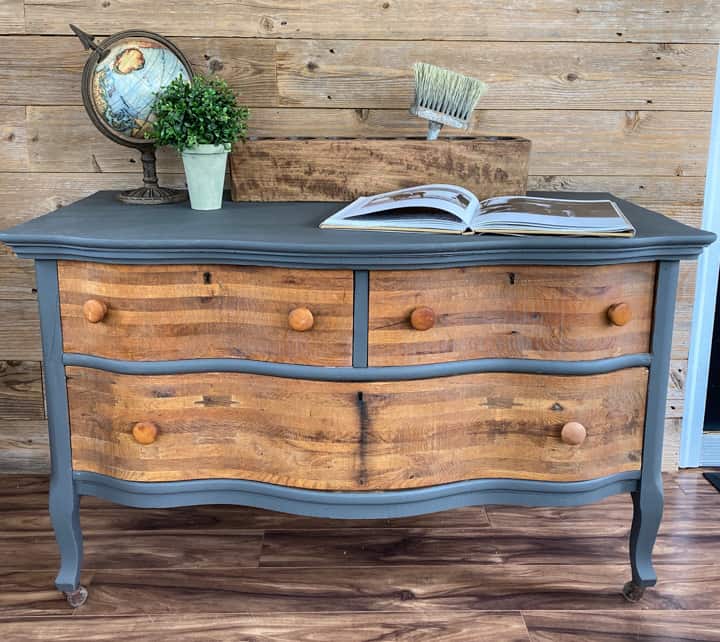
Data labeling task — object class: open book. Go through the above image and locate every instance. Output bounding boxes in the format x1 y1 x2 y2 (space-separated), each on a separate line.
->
319 184 635 237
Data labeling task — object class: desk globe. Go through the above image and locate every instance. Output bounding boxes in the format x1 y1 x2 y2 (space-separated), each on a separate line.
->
71 25 192 204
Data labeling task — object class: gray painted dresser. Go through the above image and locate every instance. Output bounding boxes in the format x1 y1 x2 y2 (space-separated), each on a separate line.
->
0 191 714 607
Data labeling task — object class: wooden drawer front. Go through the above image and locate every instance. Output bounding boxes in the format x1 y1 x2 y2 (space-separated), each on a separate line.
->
368 263 656 366
58 262 354 366
67 367 647 490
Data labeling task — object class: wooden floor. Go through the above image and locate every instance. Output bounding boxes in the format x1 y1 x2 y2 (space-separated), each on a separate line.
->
0 472 719 641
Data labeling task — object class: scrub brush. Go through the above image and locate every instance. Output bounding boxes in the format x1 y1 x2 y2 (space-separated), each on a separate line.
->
410 62 487 140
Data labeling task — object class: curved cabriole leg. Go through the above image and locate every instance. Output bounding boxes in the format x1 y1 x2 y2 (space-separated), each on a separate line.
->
36 261 87 608
49 484 85 606
625 483 663 602
623 261 677 603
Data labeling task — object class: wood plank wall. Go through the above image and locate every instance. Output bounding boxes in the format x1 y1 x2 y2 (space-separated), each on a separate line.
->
0 1 717 473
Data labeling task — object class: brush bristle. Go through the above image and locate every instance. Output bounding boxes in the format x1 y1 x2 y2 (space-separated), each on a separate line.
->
412 62 487 122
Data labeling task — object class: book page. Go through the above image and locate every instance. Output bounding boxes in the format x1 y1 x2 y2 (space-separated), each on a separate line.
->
472 196 633 233
320 184 479 232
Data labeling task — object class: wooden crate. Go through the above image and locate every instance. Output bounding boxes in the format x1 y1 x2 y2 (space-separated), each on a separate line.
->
229 136 531 201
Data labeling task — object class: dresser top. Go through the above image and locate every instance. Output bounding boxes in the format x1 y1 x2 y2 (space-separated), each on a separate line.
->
0 191 714 268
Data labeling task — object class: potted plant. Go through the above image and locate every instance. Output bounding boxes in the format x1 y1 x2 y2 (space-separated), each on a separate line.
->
148 75 249 210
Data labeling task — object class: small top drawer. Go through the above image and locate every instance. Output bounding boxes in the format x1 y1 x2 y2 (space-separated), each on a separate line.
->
58 262 354 366
368 263 656 366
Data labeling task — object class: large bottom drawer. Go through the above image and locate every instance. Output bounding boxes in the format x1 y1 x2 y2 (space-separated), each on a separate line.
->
66 367 648 490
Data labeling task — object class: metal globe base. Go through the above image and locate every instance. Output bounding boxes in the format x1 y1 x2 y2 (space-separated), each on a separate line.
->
115 147 188 205
117 185 187 205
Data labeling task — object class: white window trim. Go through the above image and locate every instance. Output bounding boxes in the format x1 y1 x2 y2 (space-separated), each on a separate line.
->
680 46 720 467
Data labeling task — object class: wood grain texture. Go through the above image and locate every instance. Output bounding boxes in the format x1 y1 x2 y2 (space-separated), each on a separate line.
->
230 137 530 201
5 562 716 616
0 300 40 361
0 421 48 474
0 360 44 420
66 367 647 488
58 262 354 366
19 107 712 177
0 612 531 641
258 527 720 567
0 106 27 172
0 0 23 34
0 38 715 111
0 532 263 572
275 40 716 110
0 36 276 107
21 1 720 42
0 245 35 301
368 263 656 366
0 173 184 231
524 611 720 642
0 471 718 628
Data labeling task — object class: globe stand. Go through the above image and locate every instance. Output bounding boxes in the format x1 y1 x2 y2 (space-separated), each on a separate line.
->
117 148 187 205
70 25 193 206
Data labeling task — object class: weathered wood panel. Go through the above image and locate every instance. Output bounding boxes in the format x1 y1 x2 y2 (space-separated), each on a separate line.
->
0 37 715 111
369 263 656 366
0 173 185 229
0 245 35 301
0 361 44 420
0 107 27 172
0 36 276 107
18 107 711 177
0 420 49 474
230 137 530 201
67 367 647 488
0 0 24 34
22 0 720 42
0 173 705 226
276 41 716 110
0 300 40 361
58 262 354 366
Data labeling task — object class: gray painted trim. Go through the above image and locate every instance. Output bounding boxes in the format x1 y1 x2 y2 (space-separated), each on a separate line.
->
74 471 640 519
2 192 713 266
5 244 710 267
62 353 652 381
629 260 679 588
352 270 369 368
36 260 83 593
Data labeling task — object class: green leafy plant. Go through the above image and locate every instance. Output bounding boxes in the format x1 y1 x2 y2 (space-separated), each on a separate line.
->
147 75 249 151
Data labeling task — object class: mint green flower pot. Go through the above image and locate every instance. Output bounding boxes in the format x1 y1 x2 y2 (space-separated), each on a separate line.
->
181 144 230 211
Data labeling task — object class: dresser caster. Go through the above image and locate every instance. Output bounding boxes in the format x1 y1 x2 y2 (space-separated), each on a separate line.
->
64 585 88 608
622 581 645 602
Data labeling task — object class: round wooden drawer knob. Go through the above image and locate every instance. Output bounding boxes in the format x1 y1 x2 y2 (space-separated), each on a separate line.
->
607 302 632 326
82 299 108 323
410 306 436 331
132 421 159 445
288 307 314 332
561 421 587 446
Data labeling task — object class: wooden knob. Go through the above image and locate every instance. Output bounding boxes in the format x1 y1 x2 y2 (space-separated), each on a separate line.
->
132 421 158 445
410 306 436 331
82 299 108 323
561 421 587 446
607 302 632 326
288 307 314 332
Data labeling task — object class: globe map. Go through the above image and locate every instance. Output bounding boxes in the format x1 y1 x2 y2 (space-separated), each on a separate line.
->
91 38 190 141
